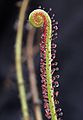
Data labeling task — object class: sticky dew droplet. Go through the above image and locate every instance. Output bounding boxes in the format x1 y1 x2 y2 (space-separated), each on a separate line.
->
52 53 56 59
59 112 63 116
38 5 42 9
56 108 62 113
55 99 59 105
51 63 55 66
52 20 56 23
55 67 59 71
56 75 60 79
52 43 57 48
51 14 55 20
55 91 59 97
55 81 59 87
48 8 52 14
49 8 52 11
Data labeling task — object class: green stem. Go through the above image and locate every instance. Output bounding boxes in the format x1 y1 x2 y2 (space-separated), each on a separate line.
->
15 0 29 120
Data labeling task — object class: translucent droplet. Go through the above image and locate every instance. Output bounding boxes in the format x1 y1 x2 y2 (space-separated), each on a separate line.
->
51 14 55 20
51 58 53 62
53 20 55 22
55 26 58 30
41 34 45 39
55 21 58 25
51 63 55 66
48 8 52 14
38 6 42 8
56 75 60 79
52 30 55 33
56 108 62 112
52 54 56 59
59 112 63 116
55 32 58 36
52 43 57 48
55 62 58 66
52 49 56 53
41 36 43 39
43 7 45 10
55 67 59 71
55 91 59 97
52 14 55 17
42 34 45 38
49 8 52 11
55 99 59 105
51 17 54 20
55 81 59 87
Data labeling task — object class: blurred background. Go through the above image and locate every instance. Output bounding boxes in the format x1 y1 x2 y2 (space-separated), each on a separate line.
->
0 0 83 120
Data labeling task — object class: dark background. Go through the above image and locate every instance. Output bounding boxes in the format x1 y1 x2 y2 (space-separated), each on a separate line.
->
0 0 83 120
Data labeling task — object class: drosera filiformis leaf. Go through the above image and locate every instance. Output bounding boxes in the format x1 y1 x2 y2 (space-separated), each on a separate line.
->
29 8 62 120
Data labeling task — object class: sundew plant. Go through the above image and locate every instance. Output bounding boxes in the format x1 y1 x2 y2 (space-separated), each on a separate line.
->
29 8 62 120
